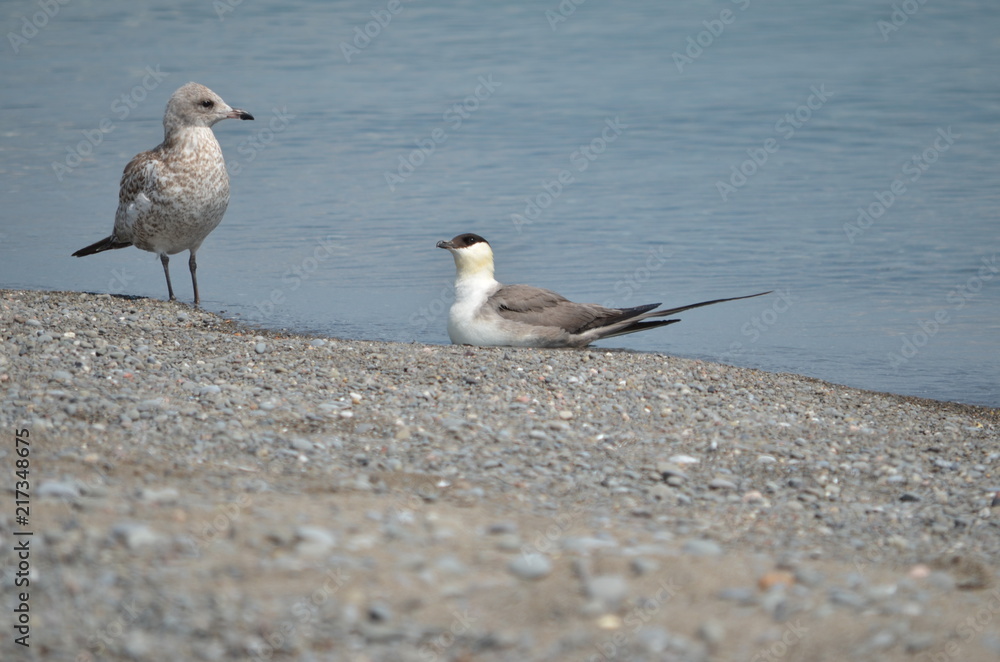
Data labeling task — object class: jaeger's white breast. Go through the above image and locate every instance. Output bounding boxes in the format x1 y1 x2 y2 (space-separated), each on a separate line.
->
447 278 505 346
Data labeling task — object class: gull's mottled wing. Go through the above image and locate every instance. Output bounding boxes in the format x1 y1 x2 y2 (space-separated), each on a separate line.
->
113 150 161 241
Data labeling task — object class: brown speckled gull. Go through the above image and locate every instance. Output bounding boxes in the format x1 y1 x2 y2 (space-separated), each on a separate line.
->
73 82 254 304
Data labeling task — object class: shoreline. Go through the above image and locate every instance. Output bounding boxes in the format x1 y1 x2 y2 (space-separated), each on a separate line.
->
32 288 1000 416
3 288 1000 661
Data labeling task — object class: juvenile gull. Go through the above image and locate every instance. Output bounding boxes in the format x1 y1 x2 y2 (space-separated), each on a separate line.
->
436 233 771 348
72 82 254 304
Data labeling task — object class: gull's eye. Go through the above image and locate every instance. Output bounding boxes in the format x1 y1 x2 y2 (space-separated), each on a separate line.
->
200 99 215 108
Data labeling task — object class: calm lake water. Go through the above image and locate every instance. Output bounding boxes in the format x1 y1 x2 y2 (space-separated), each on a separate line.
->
2 0 998 407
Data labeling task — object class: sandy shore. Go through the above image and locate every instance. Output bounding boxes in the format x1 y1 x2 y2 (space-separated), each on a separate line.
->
2 289 999 661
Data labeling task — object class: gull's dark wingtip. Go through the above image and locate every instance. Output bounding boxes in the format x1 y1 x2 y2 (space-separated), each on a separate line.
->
72 235 131 257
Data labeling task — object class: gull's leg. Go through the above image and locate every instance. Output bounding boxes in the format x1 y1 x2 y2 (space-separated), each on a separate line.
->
160 253 176 301
189 250 200 306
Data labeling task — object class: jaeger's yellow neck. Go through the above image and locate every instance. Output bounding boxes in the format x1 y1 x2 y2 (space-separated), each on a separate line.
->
453 246 495 282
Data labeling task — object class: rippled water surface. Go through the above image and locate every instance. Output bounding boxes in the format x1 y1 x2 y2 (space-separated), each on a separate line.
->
2 1 998 406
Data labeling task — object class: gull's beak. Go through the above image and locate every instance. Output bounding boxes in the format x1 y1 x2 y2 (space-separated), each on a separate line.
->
227 108 254 121
436 240 455 250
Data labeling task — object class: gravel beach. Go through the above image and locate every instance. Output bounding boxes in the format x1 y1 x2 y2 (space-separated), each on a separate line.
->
2 289 999 661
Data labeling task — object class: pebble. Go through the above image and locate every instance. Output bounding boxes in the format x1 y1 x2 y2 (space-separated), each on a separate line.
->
111 522 161 549
630 558 659 576
708 477 738 490
138 487 180 504
758 570 796 591
586 575 629 608
682 539 723 557
50 370 73 383
290 437 314 452
904 633 935 653
636 626 672 654
696 619 725 649
294 526 337 557
37 480 81 499
508 553 553 580
656 462 686 479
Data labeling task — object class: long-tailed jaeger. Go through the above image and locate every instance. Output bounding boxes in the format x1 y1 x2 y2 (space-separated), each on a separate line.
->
72 82 254 305
436 233 770 348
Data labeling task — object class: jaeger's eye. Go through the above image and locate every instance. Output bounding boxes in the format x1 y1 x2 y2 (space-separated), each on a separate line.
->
465 236 476 245
201 99 214 108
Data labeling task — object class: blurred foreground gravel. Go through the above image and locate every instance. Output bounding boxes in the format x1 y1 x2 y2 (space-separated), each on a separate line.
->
2 289 999 661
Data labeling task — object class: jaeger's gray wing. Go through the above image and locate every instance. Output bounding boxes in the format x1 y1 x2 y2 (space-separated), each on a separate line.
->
489 284 659 335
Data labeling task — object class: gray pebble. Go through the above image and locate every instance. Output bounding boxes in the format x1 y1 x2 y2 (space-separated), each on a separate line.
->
37 480 81 499
656 462 686 478
138 487 180 504
111 522 161 549
709 477 738 490
294 526 337 557
683 539 723 557
636 626 672 654
630 557 659 576
586 575 628 607
367 601 392 623
904 633 935 653
290 437 314 452
697 619 725 648
487 521 518 535
509 553 553 580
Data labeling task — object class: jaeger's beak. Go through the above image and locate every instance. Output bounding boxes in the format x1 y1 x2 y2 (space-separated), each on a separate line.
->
227 108 254 121
436 240 455 250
